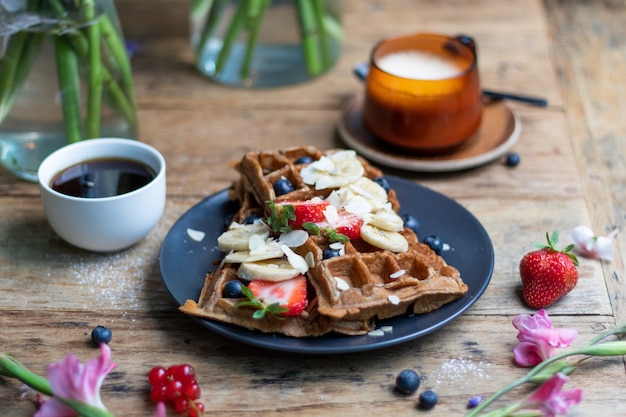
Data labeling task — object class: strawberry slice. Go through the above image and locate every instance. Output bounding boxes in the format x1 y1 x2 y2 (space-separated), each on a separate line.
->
247 274 308 317
316 210 363 241
275 199 330 229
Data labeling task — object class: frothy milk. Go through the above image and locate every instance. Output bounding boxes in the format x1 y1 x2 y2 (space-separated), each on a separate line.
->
376 50 464 80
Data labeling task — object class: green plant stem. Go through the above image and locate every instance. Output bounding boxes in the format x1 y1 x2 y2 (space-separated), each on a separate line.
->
296 0 322 76
195 0 226 63
100 14 136 109
0 31 44 124
47 0 136 134
0 353 52 396
55 36 83 143
240 0 269 80
84 0 103 138
312 0 330 70
215 0 249 76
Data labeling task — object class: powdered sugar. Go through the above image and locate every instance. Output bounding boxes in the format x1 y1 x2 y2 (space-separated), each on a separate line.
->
431 356 492 388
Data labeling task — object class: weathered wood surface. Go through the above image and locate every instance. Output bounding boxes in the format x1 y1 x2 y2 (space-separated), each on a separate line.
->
1 0 624 416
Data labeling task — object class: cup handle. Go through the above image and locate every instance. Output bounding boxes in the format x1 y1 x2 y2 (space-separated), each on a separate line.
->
353 62 369 82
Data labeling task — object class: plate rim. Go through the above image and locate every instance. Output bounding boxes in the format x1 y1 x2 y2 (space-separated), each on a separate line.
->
159 176 494 354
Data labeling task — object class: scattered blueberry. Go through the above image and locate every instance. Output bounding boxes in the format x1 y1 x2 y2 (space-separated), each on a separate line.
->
222 280 246 298
395 369 420 395
402 214 420 234
91 325 112 345
244 214 261 224
422 235 443 255
467 395 484 409
418 389 438 409
294 155 314 164
323 247 342 260
373 176 391 193
273 177 295 196
504 152 521 167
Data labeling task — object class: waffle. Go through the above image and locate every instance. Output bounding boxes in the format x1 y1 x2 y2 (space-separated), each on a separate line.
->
180 146 468 337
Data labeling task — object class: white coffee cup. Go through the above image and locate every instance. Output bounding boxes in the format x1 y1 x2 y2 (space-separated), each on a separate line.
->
38 138 166 252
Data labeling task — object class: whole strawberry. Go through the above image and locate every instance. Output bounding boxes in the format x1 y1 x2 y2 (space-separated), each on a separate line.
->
519 231 579 308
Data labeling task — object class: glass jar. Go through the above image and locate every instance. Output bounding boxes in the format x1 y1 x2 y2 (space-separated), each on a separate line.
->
190 0 343 88
0 0 137 182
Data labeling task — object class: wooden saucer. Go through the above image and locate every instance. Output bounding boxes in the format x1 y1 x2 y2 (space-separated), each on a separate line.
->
337 94 521 172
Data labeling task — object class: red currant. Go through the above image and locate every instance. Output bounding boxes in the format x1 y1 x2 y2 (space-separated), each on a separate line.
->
148 366 168 386
188 400 205 417
149 384 167 403
164 379 183 400
173 363 196 384
174 396 190 413
184 381 201 400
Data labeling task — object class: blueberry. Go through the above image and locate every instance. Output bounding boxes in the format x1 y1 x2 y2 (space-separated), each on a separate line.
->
244 214 261 224
505 152 521 167
222 280 245 298
467 395 484 409
402 214 420 234
91 325 112 345
395 369 420 395
418 389 438 409
295 155 314 164
323 247 342 260
273 177 295 196
373 176 390 193
422 235 443 255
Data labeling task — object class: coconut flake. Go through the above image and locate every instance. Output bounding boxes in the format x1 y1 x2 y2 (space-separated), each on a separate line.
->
380 326 393 333
305 252 315 268
368 329 385 337
186 228 205 242
280 245 309 273
344 196 372 216
323 205 339 224
334 277 350 291
389 269 406 279
388 295 400 305
248 235 267 254
279 230 309 247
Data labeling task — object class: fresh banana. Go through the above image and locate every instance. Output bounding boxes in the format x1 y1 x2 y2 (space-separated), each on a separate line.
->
363 206 404 232
224 239 283 263
237 259 302 281
360 223 408 253
300 149 364 190
217 221 270 252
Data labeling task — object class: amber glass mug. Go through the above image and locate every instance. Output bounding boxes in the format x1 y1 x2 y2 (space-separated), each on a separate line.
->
363 33 482 154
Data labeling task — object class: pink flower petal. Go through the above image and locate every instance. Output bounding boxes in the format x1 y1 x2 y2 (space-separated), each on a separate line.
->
512 310 578 367
571 225 617 261
37 344 116 416
526 373 583 417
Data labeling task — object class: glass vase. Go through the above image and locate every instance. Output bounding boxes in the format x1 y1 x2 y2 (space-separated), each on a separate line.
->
0 0 137 182
190 0 343 88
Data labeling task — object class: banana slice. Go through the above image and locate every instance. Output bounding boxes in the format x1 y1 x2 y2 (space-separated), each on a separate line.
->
360 224 408 253
224 240 284 263
300 150 364 190
217 222 270 252
345 177 388 207
238 259 301 282
363 207 404 232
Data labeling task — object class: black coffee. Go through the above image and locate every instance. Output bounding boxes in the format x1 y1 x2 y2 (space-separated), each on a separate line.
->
51 158 155 198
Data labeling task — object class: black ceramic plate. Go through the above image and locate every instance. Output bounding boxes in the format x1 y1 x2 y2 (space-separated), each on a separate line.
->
159 176 494 354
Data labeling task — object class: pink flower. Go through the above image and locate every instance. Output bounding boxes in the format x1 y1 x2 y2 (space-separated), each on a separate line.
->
512 309 578 367
570 225 618 261
522 373 582 416
35 344 116 417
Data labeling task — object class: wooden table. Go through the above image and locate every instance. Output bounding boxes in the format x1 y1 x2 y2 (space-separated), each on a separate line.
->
1 0 624 415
